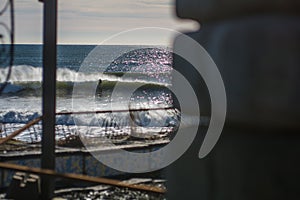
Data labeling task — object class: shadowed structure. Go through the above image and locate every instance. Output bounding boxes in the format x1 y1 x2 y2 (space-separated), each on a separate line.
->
166 0 300 199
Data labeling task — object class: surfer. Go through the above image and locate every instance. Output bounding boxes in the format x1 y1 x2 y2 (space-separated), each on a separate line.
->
96 79 102 97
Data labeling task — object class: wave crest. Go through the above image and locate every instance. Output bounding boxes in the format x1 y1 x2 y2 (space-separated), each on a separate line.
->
0 65 102 83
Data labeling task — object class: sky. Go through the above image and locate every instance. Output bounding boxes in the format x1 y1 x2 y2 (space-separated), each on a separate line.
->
13 0 198 45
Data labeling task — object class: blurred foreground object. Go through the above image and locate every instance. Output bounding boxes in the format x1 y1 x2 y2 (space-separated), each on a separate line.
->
167 0 300 199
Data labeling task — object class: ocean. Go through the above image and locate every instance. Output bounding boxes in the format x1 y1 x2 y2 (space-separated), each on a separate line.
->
0 45 180 144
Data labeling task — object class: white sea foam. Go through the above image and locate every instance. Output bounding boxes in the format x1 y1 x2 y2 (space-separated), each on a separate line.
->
0 65 171 86
0 65 102 83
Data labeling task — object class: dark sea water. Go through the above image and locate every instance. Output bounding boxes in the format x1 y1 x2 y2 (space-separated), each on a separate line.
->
0 45 180 142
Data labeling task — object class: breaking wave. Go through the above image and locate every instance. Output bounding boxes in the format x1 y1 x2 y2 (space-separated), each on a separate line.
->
0 65 171 95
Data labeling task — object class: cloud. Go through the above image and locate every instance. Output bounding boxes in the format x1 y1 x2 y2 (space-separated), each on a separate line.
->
136 0 173 7
14 0 198 44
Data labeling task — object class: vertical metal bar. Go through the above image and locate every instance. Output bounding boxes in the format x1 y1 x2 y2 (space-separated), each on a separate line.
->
41 0 57 199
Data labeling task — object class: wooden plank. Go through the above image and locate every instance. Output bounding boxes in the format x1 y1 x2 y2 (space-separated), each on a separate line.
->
0 162 166 194
0 117 42 145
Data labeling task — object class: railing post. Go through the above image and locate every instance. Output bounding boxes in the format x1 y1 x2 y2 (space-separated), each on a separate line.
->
41 0 57 199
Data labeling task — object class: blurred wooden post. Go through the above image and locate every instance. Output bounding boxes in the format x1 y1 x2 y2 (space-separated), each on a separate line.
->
41 0 57 199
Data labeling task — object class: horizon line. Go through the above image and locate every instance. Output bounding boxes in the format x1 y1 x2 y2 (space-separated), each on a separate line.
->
11 43 170 46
